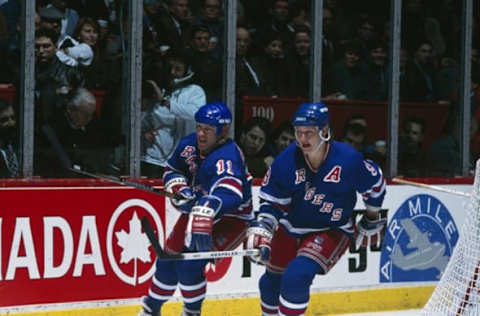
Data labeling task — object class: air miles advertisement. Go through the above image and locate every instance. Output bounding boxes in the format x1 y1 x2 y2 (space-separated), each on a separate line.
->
0 181 472 312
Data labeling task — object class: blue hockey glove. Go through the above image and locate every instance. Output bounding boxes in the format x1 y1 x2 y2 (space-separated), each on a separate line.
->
354 213 387 249
245 214 278 265
170 184 195 213
185 196 221 251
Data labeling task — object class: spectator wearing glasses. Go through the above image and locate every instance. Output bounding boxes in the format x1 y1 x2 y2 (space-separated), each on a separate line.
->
0 99 18 178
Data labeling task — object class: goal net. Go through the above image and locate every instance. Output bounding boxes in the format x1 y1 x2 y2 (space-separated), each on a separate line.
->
422 160 480 316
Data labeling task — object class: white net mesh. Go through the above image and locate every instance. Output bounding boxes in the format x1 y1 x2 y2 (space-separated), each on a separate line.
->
422 159 480 316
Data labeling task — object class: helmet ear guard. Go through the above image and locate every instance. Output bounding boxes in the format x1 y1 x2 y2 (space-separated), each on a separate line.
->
194 102 232 135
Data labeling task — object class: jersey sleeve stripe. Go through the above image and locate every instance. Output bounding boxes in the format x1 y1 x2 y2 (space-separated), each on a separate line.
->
259 190 292 205
361 177 386 199
210 177 244 198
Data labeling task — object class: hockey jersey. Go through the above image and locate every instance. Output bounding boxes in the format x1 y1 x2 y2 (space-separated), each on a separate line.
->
259 141 386 237
164 133 253 220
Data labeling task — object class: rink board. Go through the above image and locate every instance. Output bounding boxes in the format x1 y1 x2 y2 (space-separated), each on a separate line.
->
0 180 472 315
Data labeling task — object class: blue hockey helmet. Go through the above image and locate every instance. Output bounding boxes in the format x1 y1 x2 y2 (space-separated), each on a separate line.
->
195 102 232 135
292 102 329 129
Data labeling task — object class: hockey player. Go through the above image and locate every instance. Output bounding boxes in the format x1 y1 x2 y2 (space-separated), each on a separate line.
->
139 102 253 316
246 102 387 316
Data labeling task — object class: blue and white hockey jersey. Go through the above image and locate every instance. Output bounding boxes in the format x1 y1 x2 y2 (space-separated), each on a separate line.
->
164 133 253 220
259 141 386 237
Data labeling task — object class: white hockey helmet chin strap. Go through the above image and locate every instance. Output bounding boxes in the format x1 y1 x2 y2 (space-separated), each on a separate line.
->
312 126 331 153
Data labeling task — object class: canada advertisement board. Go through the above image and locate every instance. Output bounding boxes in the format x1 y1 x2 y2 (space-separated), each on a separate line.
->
0 182 472 312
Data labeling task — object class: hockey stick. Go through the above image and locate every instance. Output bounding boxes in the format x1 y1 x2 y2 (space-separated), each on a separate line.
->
141 216 260 261
392 177 471 198
70 166 180 199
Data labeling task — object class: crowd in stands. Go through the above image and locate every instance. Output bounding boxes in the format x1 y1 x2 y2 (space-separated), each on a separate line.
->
0 0 478 179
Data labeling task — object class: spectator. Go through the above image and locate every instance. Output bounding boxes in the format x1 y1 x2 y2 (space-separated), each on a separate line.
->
340 117 374 157
403 39 437 102
264 120 295 167
425 113 462 177
352 17 380 59
141 50 206 177
153 0 193 53
194 0 224 59
251 32 289 97
0 99 18 178
35 88 115 177
186 24 222 102
238 116 271 178
287 0 310 32
325 39 370 100
284 25 311 97
255 0 294 55
365 39 388 100
402 0 446 57
321 7 337 76
47 0 79 40
38 6 63 42
398 116 427 177
34 27 84 126
235 26 265 130
71 17 110 90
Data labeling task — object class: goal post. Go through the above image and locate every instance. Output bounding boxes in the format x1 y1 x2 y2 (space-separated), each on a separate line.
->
422 160 480 316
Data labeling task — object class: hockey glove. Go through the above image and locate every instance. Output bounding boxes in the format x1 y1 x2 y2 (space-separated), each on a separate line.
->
354 214 387 249
245 214 278 264
170 184 196 213
185 196 221 251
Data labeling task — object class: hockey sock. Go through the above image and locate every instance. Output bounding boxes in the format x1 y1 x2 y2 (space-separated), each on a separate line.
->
278 256 319 315
259 271 282 316
143 260 178 314
176 259 208 313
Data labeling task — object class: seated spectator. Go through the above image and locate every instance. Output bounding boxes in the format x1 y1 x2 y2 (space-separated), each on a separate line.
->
35 88 115 177
425 114 461 177
153 0 194 53
398 116 427 177
325 39 370 100
237 117 271 178
365 39 388 100
235 26 265 131
284 25 311 97
340 117 374 157
0 98 19 178
141 50 206 178
264 120 295 167
251 32 289 97
186 24 222 102
194 0 224 59
254 0 294 55
403 39 438 102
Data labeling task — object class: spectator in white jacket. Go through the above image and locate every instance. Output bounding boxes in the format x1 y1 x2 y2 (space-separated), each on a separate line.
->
141 52 206 177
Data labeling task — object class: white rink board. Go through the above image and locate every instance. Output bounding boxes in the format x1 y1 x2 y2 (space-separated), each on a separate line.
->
165 184 472 297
